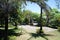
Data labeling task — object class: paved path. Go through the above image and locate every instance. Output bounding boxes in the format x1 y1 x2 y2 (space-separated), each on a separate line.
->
18 25 57 33
17 25 57 40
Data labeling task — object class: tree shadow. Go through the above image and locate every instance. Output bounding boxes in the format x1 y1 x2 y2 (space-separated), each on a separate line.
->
0 28 21 40
8 28 21 36
28 33 54 40
0 29 4 40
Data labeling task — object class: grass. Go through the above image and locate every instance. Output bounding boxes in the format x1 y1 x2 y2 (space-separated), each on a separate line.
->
16 29 60 40
8 28 21 40
0 24 60 40
0 28 21 40
16 26 60 40
0 24 22 40
27 30 60 40
8 36 16 40
46 30 60 40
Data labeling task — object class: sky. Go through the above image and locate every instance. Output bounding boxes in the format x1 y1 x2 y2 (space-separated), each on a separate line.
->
24 0 57 13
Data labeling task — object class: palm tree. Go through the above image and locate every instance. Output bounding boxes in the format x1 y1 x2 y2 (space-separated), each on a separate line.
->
26 0 51 33
0 0 51 40
0 0 23 40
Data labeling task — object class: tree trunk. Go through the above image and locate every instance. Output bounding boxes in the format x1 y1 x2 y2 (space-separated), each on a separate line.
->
4 0 8 40
39 7 43 33
4 13 8 40
28 16 30 25
30 17 33 25
15 21 18 29
1 19 3 27
46 13 49 26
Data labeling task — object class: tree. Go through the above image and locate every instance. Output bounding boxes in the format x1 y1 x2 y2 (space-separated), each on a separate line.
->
55 0 60 8
0 0 51 39
23 10 33 25
26 0 51 33
0 0 24 40
48 8 60 28
23 10 40 25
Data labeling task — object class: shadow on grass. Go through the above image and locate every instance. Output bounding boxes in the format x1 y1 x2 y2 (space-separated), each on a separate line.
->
0 29 4 40
0 28 21 40
8 29 21 36
28 33 54 40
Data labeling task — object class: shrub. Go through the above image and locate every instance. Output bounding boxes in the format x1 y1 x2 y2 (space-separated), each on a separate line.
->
58 26 60 31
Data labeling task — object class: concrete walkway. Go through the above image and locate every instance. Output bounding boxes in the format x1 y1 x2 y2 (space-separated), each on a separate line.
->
18 25 57 33
16 25 57 40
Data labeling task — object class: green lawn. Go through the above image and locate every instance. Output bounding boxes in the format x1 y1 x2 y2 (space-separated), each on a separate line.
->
28 30 60 40
0 28 21 40
0 25 60 40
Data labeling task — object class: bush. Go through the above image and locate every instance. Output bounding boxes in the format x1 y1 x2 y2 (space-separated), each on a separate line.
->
49 19 58 29
58 26 60 31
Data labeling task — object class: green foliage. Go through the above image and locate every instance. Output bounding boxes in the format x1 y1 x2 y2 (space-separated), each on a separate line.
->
18 10 40 24
54 13 60 21
8 36 16 40
48 8 60 29
58 27 60 31
30 12 40 22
